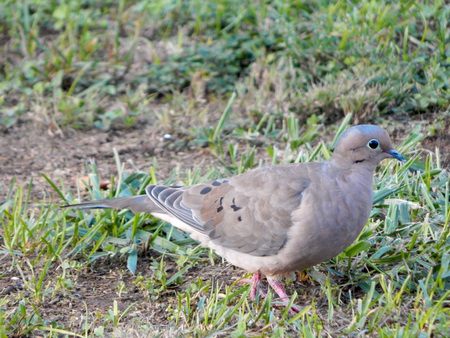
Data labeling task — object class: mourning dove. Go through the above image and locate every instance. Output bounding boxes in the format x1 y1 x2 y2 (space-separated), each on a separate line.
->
64 125 405 310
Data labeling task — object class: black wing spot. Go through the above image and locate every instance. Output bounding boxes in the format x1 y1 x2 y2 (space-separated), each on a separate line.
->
238 216 242 222
212 180 222 186
200 187 212 195
216 197 224 213
354 159 365 163
231 197 242 212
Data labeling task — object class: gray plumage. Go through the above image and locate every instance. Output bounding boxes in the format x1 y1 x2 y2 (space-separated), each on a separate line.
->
64 124 405 309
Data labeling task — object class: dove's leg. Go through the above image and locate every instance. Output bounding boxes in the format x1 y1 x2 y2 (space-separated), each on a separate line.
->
267 277 300 313
239 272 267 299
267 277 289 303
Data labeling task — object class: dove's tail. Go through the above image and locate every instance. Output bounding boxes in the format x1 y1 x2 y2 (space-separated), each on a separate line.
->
61 195 159 214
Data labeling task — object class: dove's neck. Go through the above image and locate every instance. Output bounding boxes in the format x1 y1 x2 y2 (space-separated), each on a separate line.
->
327 159 377 191
329 156 379 173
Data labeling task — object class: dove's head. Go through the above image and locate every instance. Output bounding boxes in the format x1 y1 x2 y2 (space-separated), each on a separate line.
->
331 125 405 169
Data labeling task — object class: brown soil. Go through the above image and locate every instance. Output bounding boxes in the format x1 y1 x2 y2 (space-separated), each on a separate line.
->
0 123 221 203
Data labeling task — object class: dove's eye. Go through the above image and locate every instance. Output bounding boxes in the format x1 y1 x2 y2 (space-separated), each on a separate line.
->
367 139 380 150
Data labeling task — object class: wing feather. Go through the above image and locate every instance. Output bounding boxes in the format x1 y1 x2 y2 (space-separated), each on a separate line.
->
146 165 314 256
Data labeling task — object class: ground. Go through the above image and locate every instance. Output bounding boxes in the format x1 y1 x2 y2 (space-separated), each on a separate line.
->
0 123 220 202
0 0 448 335
0 114 448 335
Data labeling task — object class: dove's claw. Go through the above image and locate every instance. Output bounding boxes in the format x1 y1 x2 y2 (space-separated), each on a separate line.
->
239 272 267 300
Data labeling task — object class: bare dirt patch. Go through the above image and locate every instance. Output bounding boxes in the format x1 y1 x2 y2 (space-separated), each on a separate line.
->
0 122 221 203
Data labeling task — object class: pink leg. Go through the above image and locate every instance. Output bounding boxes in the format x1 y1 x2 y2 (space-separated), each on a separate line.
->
267 277 290 302
267 277 300 313
239 272 267 300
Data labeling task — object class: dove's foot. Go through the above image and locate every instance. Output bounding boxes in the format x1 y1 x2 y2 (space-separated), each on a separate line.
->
267 277 301 314
239 271 267 300
241 274 301 314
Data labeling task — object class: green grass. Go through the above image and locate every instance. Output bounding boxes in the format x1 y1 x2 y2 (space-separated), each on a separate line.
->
0 0 448 130
1 0 449 336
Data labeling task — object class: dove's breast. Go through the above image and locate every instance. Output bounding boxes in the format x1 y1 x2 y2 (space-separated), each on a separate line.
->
209 164 375 277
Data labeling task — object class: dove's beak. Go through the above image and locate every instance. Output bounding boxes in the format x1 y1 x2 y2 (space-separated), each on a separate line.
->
386 149 405 162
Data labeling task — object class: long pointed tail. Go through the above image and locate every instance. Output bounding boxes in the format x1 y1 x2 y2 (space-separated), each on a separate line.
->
61 195 159 214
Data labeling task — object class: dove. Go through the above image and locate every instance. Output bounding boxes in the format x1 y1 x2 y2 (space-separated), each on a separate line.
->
63 124 405 311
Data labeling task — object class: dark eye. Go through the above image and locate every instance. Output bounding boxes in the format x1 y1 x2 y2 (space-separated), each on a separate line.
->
367 139 380 150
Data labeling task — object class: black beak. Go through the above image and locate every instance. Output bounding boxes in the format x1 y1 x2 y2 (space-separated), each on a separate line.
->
386 149 405 162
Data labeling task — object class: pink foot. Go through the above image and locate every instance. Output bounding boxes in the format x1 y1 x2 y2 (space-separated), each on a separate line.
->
239 272 267 300
267 277 301 314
